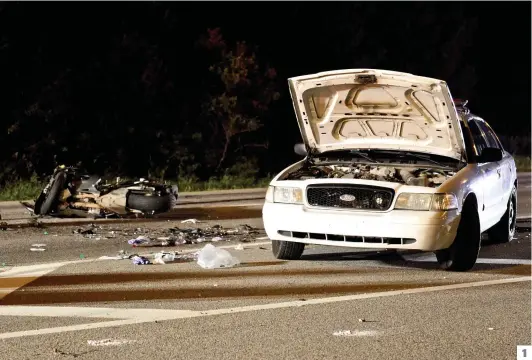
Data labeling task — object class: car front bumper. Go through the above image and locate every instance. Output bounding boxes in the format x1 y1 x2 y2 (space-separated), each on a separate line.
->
262 202 461 251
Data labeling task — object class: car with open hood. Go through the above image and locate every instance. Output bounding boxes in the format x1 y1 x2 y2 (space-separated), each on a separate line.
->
262 69 517 271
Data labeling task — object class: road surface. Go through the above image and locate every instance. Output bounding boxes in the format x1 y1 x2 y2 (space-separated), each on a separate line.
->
0 176 529 359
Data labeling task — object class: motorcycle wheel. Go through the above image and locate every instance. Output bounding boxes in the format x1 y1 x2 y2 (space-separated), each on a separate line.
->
34 172 66 215
127 192 176 214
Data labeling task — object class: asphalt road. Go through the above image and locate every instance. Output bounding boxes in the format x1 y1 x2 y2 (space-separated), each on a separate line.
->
0 180 530 359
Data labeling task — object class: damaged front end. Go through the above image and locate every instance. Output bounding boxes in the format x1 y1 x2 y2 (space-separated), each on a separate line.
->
282 163 454 188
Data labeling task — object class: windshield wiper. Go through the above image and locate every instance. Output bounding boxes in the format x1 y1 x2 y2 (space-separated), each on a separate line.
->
348 150 380 163
402 152 451 168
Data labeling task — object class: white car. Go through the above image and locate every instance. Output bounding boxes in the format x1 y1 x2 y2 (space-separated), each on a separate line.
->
262 69 518 271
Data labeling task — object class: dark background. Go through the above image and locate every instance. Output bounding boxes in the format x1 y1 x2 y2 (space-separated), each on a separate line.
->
0 1 529 184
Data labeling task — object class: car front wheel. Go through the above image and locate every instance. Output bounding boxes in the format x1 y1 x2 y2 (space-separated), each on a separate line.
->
435 198 481 272
487 185 517 243
272 240 305 260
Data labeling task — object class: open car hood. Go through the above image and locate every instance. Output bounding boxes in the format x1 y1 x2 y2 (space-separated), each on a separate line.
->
288 69 466 161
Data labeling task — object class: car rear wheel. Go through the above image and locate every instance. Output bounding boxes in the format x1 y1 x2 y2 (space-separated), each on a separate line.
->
487 185 517 243
435 198 481 272
272 240 305 260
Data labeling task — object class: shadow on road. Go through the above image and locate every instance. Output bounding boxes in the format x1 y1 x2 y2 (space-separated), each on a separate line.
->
300 222 531 273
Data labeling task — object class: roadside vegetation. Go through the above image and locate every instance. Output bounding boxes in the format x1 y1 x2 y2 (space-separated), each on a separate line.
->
0 175 273 202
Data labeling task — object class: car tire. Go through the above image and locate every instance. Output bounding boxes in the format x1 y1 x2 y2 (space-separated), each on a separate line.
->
34 172 66 215
435 198 481 272
271 240 305 260
127 192 176 214
487 185 517 243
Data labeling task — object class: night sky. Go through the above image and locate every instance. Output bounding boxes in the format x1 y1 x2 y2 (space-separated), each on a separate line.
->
0 2 529 180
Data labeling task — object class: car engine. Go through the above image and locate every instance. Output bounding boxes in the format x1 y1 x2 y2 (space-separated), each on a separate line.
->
282 164 454 188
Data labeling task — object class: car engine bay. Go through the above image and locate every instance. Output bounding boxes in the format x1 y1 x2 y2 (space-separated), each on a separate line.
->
282 163 455 188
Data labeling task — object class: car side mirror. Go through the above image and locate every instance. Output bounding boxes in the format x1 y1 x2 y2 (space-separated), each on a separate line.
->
478 147 503 163
294 143 307 157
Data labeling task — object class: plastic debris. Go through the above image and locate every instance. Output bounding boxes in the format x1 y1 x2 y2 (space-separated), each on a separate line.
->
181 218 199 224
79 254 85 259
131 255 150 265
98 256 123 260
196 244 240 269
488 327 494 331
128 236 151 246
153 252 176 265
30 248 46 252
332 330 379 337
87 339 137 347
32 244 47 247
234 244 244 250
212 236 223 242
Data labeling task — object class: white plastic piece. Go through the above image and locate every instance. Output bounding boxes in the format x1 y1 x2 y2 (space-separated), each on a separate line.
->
181 218 199 224
196 244 240 269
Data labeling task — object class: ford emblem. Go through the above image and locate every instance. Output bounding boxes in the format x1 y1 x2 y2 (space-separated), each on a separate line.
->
339 194 356 202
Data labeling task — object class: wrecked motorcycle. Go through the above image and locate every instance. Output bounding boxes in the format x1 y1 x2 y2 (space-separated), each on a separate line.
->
33 165 178 217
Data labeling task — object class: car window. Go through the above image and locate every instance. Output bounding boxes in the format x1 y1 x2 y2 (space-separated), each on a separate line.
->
459 121 476 161
476 121 501 149
467 120 489 155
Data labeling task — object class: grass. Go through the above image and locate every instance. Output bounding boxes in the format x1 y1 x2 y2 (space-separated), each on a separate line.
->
0 175 273 201
0 156 530 202
514 155 531 172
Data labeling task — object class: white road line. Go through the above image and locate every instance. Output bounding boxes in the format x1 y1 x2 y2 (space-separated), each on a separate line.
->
402 255 532 265
0 261 78 278
0 306 197 320
0 276 528 340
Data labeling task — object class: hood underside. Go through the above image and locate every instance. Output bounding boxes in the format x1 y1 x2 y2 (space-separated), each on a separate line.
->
288 69 466 161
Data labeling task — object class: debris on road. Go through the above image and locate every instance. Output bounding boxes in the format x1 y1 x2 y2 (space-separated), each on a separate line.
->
197 244 240 269
69 222 262 247
181 218 200 224
358 318 366 323
98 255 123 260
234 244 245 250
87 339 137 347
30 248 46 252
153 252 176 265
332 330 379 337
128 236 151 246
32 244 47 247
131 255 151 265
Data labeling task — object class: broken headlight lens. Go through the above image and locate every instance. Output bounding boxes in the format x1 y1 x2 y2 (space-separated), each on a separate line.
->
394 193 458 211
272 186 303 204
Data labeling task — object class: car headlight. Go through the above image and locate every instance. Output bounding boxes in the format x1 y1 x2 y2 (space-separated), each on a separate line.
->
267 186 303 204
394 193 458 211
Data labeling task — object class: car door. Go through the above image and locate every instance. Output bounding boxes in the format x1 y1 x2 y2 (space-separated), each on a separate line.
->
467 119 503 227
478 120 513 202
475 120 508 217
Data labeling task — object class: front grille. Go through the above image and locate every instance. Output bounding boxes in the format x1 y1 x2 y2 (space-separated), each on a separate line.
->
306 184 394 211
277 230 416 245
